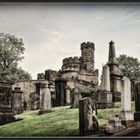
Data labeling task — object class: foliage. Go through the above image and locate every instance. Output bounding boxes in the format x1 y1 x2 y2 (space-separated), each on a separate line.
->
0 33 31 80
116 54 140 81
116 54 140 97
0 102 135 136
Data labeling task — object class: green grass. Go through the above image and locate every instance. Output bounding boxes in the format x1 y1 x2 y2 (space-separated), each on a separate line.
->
0 102 135 136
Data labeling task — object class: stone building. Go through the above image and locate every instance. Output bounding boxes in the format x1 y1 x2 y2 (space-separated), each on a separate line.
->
61 42 99 90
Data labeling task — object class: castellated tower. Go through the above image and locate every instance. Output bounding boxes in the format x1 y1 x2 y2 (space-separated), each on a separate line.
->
80 42 95 72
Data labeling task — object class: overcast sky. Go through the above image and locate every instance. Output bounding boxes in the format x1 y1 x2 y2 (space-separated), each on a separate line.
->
0 3 140 80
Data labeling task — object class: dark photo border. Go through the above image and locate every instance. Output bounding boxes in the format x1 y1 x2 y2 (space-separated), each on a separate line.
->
0 0 140 140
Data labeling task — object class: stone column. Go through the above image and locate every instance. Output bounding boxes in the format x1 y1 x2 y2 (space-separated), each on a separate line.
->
120 77 134 127
12 87 23 115
65 86 71 105
134 81 140 121
79 97 99 136
39 81 52 115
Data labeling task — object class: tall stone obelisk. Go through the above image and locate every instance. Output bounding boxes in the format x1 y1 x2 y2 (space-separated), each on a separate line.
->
107 41 123 102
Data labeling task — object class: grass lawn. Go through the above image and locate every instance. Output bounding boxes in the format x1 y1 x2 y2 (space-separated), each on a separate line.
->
0 102 135 137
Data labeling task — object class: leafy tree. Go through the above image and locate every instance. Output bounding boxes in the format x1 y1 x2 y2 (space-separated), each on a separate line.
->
0 33 31 80
116 54 140 99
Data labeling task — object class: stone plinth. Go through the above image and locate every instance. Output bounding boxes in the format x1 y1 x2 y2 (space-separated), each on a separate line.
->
97 90 114 109
12 87 23 115
120 77 134 127
38 81 52 115
79 97 99 136
134 81 140 121
65 87 71 105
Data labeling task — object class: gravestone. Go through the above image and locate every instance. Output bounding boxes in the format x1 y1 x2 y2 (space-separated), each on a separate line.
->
120 77 134 127
106 115 126 134
29 92 40 110
79 97 99 136
70 87 81 108
98 64 114 109
39 81 52 115
12 87 23 115
134 81 140 121
0 80 15 125
55 77 67 106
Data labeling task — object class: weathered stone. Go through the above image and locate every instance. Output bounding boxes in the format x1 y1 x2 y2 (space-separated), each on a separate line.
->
101 64 110 91
120 77 134 127
134 81 140 121
65 86 71 105
79 97 99 136
55 77 67 106
106 115 126 134
107 41 123 102
29 92 40 110
0 81 15 125
12 87 23 115
39 81 52 115
70 87 81 108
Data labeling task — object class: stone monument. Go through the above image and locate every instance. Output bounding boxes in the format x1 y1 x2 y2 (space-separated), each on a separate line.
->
12 87 23 115
98 64 114 108
55 77 67 106
120 77 134 127
0 80 15 124
107 41 123 102
134 81 140 121
79 97 99 135
38 81 52 115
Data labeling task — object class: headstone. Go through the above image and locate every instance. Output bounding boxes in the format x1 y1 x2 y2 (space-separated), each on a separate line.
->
98 64 114 109
79 97 99 136
29 92 40 110
70 87 81 108
106 115 126 134
55 77 67 106
39 81 52 115
134 81 140 121
12 87 23 115
0 80 15 125
120 77 134 127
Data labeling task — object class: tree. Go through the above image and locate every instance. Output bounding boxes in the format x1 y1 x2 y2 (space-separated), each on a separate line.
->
0 32 31 80
116 54 140 99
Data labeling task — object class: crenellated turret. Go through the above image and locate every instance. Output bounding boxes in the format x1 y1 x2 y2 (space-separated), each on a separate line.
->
80 42 95 72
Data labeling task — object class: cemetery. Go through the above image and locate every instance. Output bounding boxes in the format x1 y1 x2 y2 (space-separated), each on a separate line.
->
0 40 140 137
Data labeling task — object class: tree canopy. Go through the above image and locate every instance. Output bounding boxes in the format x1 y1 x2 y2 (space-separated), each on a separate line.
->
0 33 31 81
116 54 140 82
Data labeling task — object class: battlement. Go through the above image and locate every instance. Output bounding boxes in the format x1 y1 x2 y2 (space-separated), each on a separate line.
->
63 56 80 65
81 42 95 50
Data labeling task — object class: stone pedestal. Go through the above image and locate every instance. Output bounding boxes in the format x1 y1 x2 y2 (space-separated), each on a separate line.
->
120 77 134 127
12 87 23 115
66 88 71 105
134 81 140 121
79 97 99 136
38 81 52 115
98 90 114 109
